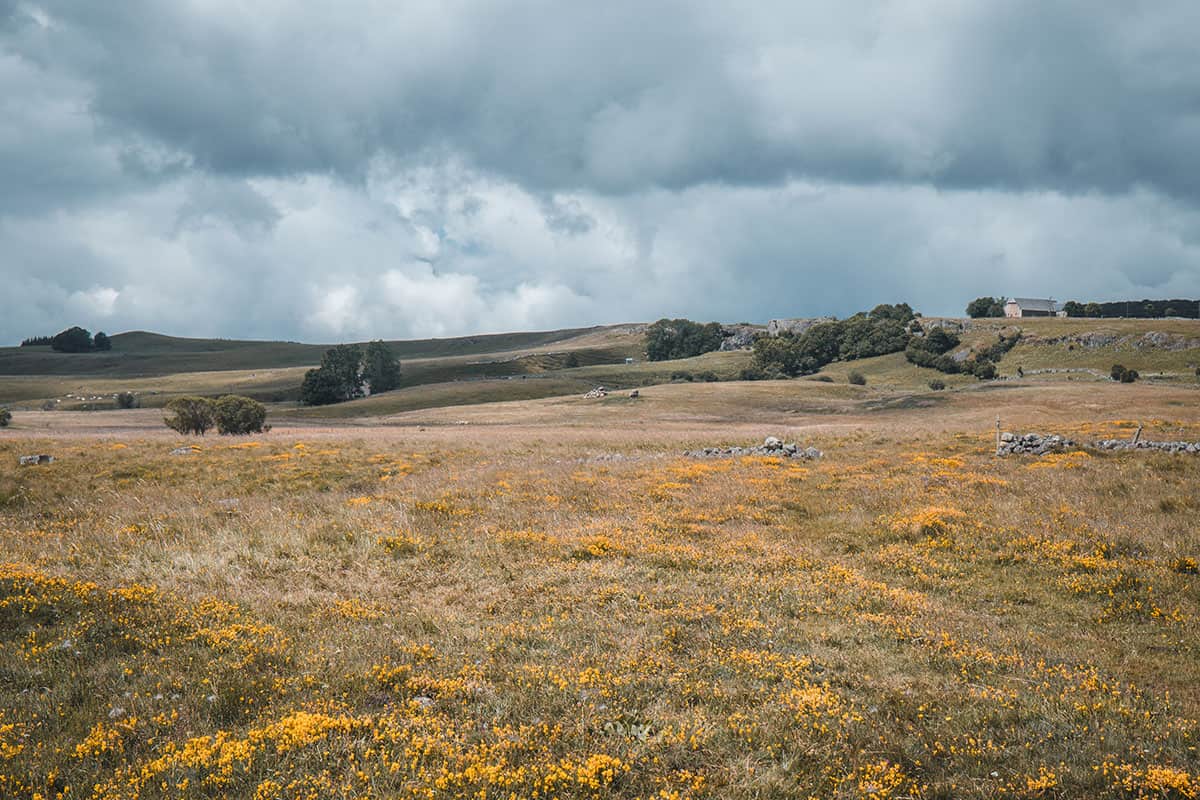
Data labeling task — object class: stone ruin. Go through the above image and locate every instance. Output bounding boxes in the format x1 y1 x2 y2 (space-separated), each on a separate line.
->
686 436 823 460
1093 438 1200 454
998 429 1200 456
996 432 1077 456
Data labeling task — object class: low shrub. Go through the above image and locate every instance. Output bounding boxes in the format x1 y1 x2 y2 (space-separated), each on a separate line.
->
810 375 834 383
116 392 138 409
696 371 720 382
163 397 216 436
214 395 268 435
928 379 945 391
670 371 694 382
848 371 867 386
1111 364 1139 383
0 407 11 427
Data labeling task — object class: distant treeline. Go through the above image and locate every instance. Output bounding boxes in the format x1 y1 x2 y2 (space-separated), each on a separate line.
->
1061 299 1199 318
20 326 112 352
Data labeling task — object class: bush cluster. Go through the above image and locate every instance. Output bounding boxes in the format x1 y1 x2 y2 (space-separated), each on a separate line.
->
907 327 1018 380
164 395 268 435
115 392 138 409
34 326 112 352
670 370 719 383
645 319 724 362
1110 364 1140 383
301 341 401 406
848 371 866 385
1063 298 1199 318
0 407 11 427
751 304 915 377
965 297 1005 318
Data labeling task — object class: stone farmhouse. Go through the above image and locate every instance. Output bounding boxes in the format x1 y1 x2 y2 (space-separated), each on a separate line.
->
1004 298 1060 318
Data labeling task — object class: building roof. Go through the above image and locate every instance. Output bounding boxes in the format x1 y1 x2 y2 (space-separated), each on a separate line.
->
1007 298 1057 312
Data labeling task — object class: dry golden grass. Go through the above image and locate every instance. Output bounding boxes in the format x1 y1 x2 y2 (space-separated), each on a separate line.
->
1 380 1199 799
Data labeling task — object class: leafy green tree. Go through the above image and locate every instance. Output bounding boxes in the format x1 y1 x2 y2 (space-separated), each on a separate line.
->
163 397 216 435
1062 301 1084 317
867 303 915 323
362 341 402 394
1084 302 1102 317
972 360 997 380
213 395 267 435
645 319 724 361
51 326 93 353
300 367 344 406
965 297 1004 318
300 344 365 405
93 331 112 351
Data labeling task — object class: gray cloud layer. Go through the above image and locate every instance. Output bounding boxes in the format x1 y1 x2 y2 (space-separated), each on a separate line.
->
2 1 1199 343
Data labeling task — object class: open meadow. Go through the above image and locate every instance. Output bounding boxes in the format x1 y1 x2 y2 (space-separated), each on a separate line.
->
2 377 1200 799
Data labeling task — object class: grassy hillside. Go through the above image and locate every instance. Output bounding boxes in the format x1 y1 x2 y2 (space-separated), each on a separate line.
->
0 326 635 377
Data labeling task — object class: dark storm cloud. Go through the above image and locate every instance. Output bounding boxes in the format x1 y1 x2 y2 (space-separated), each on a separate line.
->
1 1 1198 344
9 1 1199 198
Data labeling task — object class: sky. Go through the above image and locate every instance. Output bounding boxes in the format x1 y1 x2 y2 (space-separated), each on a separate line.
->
2 1 1199 344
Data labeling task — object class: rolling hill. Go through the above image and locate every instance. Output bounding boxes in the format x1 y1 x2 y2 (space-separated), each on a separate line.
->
0 317 1197 417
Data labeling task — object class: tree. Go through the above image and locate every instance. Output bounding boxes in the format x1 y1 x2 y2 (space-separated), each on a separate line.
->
51 326 93 353
163 397 216 435
213 395 267 435
966 297 1004 318
1062 301 1084 317
300 344 365 405
0 408 11 427
645 319 724 361
867 303 915 323
93 331 112 351
972 360 997 380
362 341 402 394
1084 302 1102 318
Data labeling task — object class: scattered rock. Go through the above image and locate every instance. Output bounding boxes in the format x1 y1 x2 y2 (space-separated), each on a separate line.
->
719 325 759 351
18 454 54 466
108 707 126 720
584 386 609 399
766 317 835 337
686 436 822 460
216 498 240 511
996 432 1077 456
628 389 640 399
412 695 435 709
169 447 196 456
